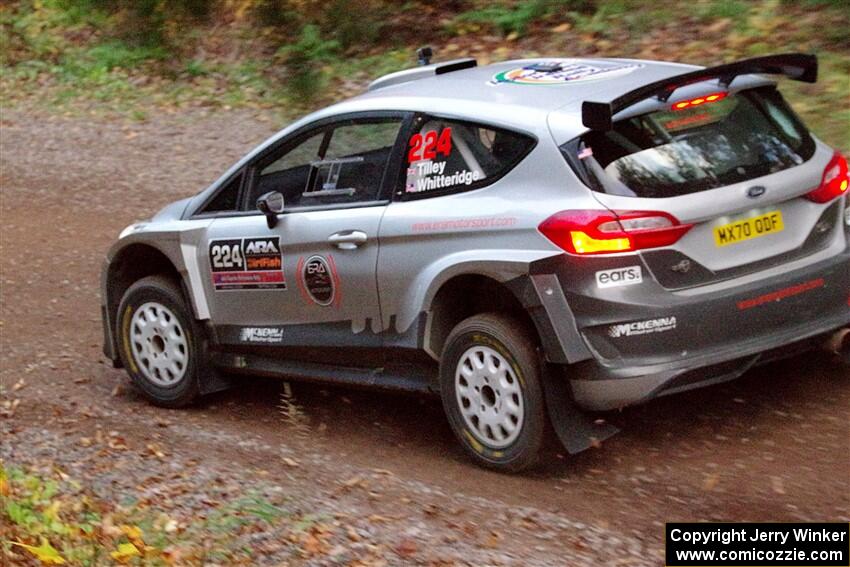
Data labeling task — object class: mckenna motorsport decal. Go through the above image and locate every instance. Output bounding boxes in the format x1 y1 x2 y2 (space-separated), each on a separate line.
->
490 60 642 85
296 255 340 307
608 316 677 338
595 266 643 289
239 327 284 344
209 236 286 291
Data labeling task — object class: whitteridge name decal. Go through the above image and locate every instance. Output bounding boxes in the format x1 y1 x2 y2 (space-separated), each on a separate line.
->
665 522 849 567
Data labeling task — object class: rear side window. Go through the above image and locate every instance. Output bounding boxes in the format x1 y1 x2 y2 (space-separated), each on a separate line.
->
402 118 534 199
566 87 814 198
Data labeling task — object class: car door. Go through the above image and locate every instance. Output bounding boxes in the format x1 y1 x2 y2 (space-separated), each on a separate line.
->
198 112 410 354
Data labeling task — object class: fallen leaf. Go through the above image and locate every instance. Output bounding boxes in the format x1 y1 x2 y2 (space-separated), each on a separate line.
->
121 524 144 547
395 538 418 558
703 473 720 491
282 457 299 467
771 476 786 495
10 538 66 565
110 542 141 563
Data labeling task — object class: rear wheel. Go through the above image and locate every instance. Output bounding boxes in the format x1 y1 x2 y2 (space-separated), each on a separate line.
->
439 313 547 472
116 275 202 407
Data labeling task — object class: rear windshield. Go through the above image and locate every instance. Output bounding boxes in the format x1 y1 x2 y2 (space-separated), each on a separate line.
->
564 87 814 198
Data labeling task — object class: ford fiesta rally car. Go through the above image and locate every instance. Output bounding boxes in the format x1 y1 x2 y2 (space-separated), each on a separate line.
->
102 51 850 471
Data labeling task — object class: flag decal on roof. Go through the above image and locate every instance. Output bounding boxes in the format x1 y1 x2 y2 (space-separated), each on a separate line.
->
490 60 642 86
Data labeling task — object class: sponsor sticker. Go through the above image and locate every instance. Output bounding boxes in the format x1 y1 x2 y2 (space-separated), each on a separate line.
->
608 316 677 338
297 255 340 307
595 266 643 289
411 217 517 232
239 327 284 344
209 236 286 291
490 60 642 85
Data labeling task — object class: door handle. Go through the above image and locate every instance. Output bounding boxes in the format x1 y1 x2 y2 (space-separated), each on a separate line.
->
328 230 368 250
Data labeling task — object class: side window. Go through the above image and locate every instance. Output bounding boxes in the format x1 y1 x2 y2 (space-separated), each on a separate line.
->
403 118 535 198
248 118 403 211
249 132 324 209
200 172 242 214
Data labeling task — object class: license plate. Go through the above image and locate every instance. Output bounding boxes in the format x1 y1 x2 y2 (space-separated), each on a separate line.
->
713 211 784 247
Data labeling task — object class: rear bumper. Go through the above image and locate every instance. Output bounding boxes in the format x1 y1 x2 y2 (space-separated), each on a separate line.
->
569 311 848 410
548 242 850 411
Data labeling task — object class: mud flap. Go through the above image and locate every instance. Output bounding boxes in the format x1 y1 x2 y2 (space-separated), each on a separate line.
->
541 367 619 454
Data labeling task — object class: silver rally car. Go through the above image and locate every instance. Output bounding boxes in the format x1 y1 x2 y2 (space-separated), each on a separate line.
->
102 51 850 471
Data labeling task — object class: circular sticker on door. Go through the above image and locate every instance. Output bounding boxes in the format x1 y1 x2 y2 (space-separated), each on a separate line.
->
301 255 335 306
490 60 642 85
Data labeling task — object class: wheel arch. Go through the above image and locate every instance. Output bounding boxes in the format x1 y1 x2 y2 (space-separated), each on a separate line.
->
101 241 191 365
423 273 542 361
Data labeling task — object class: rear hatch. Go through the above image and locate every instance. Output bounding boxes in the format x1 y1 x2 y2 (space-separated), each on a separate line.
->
564 85 844 289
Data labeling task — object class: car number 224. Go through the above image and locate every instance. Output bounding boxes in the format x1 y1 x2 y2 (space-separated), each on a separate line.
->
211 242 243 269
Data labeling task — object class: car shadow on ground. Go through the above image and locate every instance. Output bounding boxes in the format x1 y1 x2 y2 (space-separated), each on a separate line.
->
135 350 848 479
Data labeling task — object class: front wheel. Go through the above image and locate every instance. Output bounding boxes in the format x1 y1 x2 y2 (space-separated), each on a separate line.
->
116 275 202 407
439 313 548 472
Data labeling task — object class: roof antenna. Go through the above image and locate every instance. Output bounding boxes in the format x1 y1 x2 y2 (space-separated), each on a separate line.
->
417 46 433 66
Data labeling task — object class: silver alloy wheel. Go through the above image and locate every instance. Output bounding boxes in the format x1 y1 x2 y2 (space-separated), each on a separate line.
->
130 302 188 387
455 345 524 448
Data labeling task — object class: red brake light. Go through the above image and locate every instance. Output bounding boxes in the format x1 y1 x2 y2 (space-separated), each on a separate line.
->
539 210 693 255
672 92 727 111
805 151 849 203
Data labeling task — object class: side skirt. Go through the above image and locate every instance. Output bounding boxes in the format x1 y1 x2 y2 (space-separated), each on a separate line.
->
209 351 436 395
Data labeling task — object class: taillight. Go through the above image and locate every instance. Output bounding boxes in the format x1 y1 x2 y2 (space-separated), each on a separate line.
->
671 92 727 111
538 210 693 255
806 151 849 203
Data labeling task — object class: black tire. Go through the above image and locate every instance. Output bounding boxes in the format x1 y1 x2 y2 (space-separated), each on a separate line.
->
115 275 202 408
439 313 547 472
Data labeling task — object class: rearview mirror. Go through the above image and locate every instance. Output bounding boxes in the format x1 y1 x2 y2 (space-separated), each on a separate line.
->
256 191 284 229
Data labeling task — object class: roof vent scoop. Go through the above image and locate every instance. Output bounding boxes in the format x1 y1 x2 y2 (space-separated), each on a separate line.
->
367 48 477 92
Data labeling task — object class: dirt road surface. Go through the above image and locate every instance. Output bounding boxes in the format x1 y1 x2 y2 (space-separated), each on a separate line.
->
2 107 849 565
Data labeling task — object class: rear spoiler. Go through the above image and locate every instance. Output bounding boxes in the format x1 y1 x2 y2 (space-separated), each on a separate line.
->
582 53 817 131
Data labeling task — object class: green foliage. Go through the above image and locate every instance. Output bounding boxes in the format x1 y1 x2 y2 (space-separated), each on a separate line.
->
570 0 632 36
1 463 296 565
450 0 596 37
323 0 383 50
277 24 340 99
0 0 847 151
252 0 299 29
697 0 749 20
452 1 549 36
